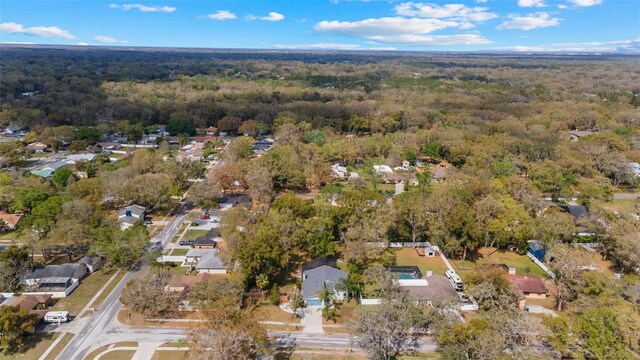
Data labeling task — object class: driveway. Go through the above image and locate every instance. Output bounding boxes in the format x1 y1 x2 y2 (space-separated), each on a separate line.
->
301 306 324 334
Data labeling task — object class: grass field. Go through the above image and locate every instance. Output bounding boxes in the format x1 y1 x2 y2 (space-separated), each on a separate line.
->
169 248 188 256
97 350 136 360
182 230 209 241
0 332 58 360
151 350 188 360
52 270 117 316
83 270 127 315
394 248 450 277
254 304 301 324
452 248 548 279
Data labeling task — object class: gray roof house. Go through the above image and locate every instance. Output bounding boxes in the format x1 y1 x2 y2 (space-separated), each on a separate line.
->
21 263 90 297
118 204 146 230
183 248 226 274
560 205 589 218
301 264 348 305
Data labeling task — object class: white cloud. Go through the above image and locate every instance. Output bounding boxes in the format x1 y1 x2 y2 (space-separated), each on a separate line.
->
365 34 492 45
274 43 362 50
274 43 397 51
93 35 118 43
497 12 560 30
315 17 459 37
393 2 498 22
567 0 602 7
0 41 36 44
476 0 489 3
557 4 568 8
0 22 76 39
518 0 546 7
207 10 236 20
315 16 492 46
260 12 285 22
76 42 89 46
499 38 639 52
108 4 176 13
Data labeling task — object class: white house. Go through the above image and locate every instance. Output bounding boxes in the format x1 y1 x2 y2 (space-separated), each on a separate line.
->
117 204 146 230
373 165 393 175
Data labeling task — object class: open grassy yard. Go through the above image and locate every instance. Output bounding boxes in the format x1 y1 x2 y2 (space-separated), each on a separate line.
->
97 350 136 360
254 304 300 324
51 270 117 316
152 350 188 360
323 300 358 326
0 332 59 360
596 198 638 216
169 248 188 256
452 248 548 279
394 248 450 277
182 229 209 241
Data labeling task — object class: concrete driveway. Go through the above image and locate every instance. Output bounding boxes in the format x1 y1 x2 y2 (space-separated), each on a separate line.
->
301 306 324 334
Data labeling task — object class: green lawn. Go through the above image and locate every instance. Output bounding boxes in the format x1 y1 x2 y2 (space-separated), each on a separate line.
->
42 333 74 360
152 350 188 360
182 230 209 241
453 248 549 279
51 270 116 316
83 270 127 316
0 332 58 360
98 350 136 360
394 248 450 277
169 249 188 256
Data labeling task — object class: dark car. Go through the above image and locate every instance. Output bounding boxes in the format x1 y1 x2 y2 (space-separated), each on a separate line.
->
179 240 194 246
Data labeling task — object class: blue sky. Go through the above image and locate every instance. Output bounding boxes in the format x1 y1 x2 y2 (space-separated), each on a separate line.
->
0 0 638 52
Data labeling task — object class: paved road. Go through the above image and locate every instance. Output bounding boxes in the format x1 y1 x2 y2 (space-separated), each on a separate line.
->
94 326 437 353
54 148 229 360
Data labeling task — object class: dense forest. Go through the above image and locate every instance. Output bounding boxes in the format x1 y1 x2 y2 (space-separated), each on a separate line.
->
0 45 639 358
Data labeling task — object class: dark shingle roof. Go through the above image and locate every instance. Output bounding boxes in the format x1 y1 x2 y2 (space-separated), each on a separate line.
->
560 205 589 218
30 263 88 280
301 265 347 300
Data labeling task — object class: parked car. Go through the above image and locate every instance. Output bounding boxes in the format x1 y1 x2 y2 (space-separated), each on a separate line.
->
200 215 210 220
179 240 194 246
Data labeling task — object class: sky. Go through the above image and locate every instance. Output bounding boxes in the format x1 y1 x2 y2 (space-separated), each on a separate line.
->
0 0 638 52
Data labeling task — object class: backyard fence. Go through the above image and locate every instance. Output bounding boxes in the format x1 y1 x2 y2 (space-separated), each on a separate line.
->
526 252 556 279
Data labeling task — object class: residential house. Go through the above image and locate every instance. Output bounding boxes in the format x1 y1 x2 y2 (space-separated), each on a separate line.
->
0 211 23 231
76 255 104 273
30 160 68 178
373 165 393 175
331 164 348 179
25 142 48 154
96 142 122 151
383 172 419 186
22 263 90 297
193 136 217 144
10 294 53 311
629 162 640 177
431 165 449 184
570 130 595 141
183 248 226 274
399 274 460 305
301 261 348 306
3 124 24 135
117 204 146 230
508 275 548 299
166 273 214 293
176 143 204 162
560 205 590 219
193 237 217 249
65 153 97 164
205 127 218 136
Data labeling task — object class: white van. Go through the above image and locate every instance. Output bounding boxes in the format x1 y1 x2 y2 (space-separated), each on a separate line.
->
44 311 70 323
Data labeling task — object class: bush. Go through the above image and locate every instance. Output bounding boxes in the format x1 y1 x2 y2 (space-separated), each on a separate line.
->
268 284 281 305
